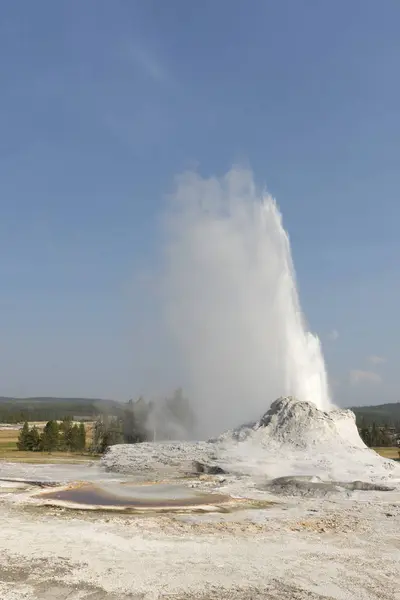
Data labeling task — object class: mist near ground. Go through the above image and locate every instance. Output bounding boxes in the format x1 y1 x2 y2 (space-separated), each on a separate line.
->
135 166 329 439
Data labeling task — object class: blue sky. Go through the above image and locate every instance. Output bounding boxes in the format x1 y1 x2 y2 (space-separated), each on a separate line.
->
0 1 399 406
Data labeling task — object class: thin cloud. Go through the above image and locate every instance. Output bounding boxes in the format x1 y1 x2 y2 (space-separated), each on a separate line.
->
328 329 339 341
123 40 171 85
368 355 386 365
349 370 382 386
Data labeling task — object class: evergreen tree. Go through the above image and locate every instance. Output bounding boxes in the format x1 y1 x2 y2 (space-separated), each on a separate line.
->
17 423 41 451
68 424 80 451
90 416 124 453
123 407 142 443
379 425 392 447
121 397 149 443
371 422 379 447
17 421 30 450
59 417 73 450
104 418 124 450
28 426 41 451
90 417 106 454
40 420 59 452
78 423 86 451
360 426 371 447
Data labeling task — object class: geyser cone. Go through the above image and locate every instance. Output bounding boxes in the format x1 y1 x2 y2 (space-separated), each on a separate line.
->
256 396 366 450
162 168 332 437
218 397 400 484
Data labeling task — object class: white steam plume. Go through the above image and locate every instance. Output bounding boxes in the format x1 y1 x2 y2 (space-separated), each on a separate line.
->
158 167 332 438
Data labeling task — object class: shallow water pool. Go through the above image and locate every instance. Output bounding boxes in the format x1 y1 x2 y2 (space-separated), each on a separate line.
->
36 481 230 510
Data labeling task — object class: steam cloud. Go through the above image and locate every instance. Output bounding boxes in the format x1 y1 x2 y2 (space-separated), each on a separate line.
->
156 167 331 438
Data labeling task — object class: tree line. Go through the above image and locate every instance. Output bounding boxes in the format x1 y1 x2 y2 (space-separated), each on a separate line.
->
90 390 196 454
0 398 121 424
17 418 86 452
359 422 398 447
352 403 400 430
14 389 196 454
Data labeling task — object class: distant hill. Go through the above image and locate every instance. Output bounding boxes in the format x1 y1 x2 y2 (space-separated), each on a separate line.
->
1 396 399 430
0 397 124 423
350 403 400 428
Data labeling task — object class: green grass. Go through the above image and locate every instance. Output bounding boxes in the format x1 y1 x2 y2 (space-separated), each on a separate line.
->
373 446 400 460
0 447 99 463
0 423 97 463
0 441 18 449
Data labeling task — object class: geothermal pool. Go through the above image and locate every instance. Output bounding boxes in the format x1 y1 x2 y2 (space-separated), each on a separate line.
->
34 481 230 511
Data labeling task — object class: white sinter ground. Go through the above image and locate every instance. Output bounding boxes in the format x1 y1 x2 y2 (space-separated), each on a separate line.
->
0 397 399 600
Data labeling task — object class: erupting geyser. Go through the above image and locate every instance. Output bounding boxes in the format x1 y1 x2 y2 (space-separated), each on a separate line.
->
162 167 332 437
